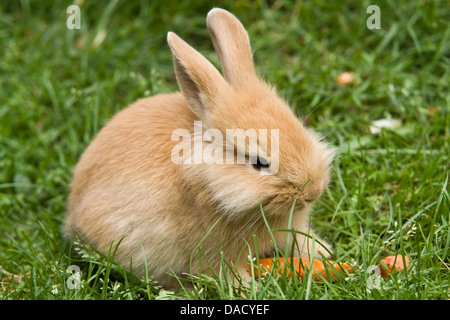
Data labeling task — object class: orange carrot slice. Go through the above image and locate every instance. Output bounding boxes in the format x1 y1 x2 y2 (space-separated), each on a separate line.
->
378 255 410 278
250 257 353 281
336 72 354 84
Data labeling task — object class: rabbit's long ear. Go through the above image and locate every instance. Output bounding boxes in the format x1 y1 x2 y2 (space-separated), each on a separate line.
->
167 32 227 120
206 8 255 85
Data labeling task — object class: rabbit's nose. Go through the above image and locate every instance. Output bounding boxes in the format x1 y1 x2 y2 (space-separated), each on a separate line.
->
302 194 320 203
299 179 325 203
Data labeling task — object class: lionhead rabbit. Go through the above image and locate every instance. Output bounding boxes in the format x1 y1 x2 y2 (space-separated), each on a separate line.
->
65 8 335 289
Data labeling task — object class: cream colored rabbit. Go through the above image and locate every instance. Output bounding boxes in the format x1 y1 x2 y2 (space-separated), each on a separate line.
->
65 8 335 289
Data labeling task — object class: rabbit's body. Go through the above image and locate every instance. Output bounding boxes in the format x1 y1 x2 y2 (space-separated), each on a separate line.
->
65 9 335 289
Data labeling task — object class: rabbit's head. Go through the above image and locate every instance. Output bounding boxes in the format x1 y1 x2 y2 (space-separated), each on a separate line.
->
168 9 335 221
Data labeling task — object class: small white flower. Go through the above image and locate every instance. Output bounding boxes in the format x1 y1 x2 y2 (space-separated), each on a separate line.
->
51 285 59 295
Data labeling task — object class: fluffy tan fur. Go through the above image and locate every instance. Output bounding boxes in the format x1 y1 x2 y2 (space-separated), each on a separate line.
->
65 8 335 289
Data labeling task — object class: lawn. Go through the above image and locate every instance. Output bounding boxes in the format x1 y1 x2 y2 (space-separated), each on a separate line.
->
0 0 448 301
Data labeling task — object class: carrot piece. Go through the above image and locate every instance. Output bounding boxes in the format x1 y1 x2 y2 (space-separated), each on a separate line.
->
336 72 354 84
251 257 353 281
378 255 410 278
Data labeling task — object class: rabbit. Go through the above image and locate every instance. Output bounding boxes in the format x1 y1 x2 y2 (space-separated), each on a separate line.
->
64 8 335 289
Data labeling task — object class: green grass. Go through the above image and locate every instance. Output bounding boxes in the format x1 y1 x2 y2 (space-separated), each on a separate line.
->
0 0 449 300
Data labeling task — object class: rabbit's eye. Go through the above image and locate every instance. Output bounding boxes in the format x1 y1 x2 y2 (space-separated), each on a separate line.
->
252 157 270 170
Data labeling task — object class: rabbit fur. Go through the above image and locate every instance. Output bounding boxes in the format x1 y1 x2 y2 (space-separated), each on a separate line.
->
65 8 335 289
